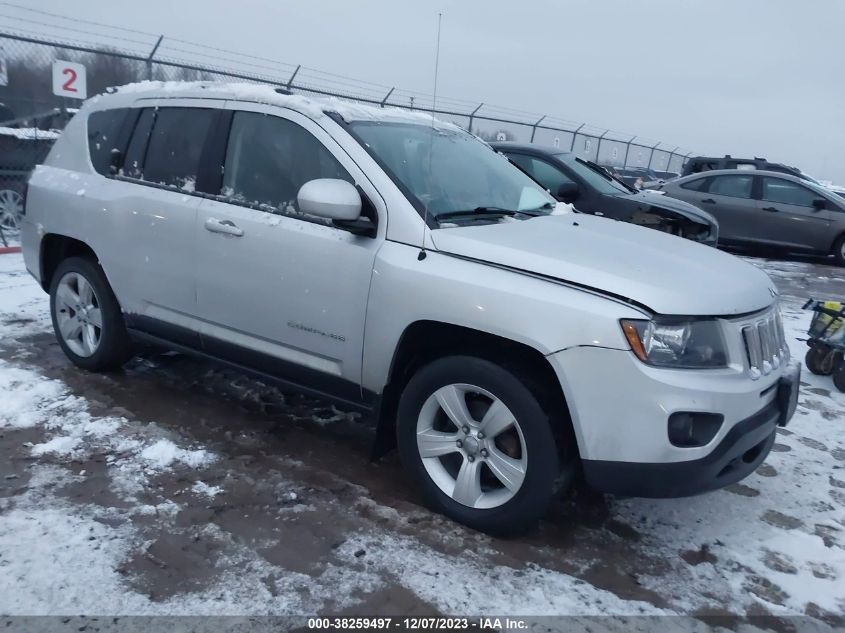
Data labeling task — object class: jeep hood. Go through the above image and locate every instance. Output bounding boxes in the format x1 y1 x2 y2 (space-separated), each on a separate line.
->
430 214 776 316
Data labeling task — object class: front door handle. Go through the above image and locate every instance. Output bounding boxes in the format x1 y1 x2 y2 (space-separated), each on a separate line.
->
701 198 716 204
762 206 779 213
204 218 244 237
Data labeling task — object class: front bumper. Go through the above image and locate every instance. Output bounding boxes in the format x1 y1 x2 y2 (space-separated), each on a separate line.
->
582 362 799 497
548 345 800 498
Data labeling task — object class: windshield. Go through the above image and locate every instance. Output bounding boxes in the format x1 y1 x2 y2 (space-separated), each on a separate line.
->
347 121 555 222
798 171 823 185
802 178 844 204
555 153 632 195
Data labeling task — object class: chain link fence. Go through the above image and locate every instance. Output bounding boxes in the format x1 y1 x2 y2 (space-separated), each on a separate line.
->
0 27 694 243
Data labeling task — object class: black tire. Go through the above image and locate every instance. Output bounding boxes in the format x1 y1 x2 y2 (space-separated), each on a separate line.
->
396 355 565 535
49 256 134 371
834 367 845 393
833 234 845 267
805 345 837 376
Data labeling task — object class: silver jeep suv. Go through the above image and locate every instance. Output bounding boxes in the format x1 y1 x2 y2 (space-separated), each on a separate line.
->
21 82 800 534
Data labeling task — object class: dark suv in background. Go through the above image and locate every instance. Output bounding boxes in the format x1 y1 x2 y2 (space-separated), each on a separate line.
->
493 142 718 245
682 155 819 183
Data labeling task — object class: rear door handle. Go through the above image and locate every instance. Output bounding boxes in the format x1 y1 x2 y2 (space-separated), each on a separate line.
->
701 198 716 204
204 218 244 237
762 206 779 213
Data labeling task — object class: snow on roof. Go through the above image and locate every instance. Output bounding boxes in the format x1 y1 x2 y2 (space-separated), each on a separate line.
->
107 80 454 128
0 126 61 140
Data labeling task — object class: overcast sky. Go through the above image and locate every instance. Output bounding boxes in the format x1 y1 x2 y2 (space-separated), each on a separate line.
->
17 0 845 181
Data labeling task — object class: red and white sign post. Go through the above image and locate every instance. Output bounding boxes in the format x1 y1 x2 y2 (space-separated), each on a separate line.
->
52 60 87 99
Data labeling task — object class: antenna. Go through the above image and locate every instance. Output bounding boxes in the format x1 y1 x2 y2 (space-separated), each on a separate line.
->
418 11 442 261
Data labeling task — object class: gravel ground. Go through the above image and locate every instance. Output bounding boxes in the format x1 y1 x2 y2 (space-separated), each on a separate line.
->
0 250 844 625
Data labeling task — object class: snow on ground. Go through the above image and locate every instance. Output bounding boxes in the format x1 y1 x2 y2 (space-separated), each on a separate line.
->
0 250 844 624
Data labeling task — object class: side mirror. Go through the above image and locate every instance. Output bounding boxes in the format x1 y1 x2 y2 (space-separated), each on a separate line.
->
297 179 362 221
812 198 827 211
556 182 580 204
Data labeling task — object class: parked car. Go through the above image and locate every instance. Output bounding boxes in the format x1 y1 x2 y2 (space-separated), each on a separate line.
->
22 82 799 534
0 126 60 231
659 169 845 265
682 155 845 200
495 143 718 245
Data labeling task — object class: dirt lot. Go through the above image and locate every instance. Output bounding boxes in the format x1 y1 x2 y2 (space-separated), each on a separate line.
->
1 251 844 624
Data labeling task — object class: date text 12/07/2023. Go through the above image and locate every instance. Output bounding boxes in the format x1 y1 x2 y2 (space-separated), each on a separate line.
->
306 617 530 631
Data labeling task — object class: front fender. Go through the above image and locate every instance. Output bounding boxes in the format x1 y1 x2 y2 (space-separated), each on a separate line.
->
361 242 642 394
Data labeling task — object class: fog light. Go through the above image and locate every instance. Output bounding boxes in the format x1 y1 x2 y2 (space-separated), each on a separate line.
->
668 412 724 447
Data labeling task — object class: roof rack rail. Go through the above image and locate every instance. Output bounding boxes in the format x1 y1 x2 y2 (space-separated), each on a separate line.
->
275 87 292 96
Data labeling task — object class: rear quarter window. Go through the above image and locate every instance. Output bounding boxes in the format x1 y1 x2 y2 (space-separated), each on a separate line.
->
87 108 129 176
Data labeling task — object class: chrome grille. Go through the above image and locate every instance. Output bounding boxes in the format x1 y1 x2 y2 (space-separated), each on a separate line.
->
741 308 788 379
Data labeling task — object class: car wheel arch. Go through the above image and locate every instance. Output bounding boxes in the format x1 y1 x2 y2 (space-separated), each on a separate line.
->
371 320 578 464
40 234 101 292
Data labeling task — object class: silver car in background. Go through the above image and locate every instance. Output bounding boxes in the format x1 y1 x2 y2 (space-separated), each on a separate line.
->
21 82 799 534
660 169 845 265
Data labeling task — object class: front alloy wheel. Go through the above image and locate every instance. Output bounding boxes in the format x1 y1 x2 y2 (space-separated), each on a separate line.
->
397 356 563 535
417 383 527 509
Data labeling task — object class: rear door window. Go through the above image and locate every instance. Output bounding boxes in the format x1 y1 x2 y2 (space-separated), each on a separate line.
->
141 107 215 190
122 108 155 180
708 175 754 199
87 108 129 176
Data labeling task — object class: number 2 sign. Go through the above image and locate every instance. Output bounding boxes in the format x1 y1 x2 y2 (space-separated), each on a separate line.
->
52 60 87 99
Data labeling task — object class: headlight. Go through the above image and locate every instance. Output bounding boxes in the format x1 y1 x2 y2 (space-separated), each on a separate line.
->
620 318 727 368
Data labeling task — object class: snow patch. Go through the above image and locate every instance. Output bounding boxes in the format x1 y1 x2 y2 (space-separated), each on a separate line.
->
30 435 81 456
109 80 457 128
139 439 214 469
0 364 67 429
192 481 224 497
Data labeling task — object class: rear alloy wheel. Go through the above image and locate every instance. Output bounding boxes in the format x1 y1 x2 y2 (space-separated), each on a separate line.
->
49 257 134 371
55 271 103 358
397 356 562 535
0 188 24 231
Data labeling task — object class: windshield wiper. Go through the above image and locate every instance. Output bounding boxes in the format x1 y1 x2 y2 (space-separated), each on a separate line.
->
437 206 517 222
583 159 638 193
582 159 614 181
